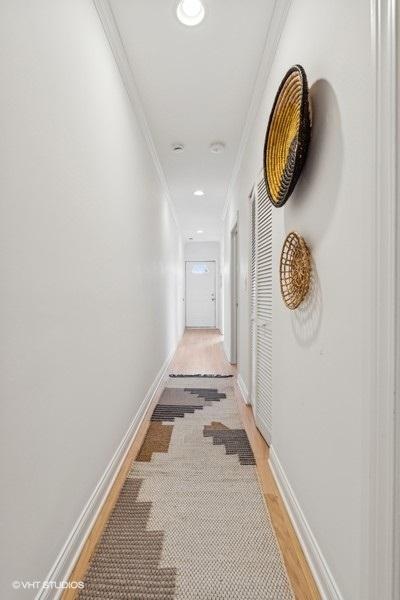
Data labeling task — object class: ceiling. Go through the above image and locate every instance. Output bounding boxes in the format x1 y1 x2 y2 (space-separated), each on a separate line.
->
108 0 274 241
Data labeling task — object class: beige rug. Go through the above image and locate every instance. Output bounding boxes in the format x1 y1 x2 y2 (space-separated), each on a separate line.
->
79 377 294 599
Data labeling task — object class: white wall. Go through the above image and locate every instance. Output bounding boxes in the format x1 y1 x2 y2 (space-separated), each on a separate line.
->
184 242 222 330
0 0 184 595
224 0 373 597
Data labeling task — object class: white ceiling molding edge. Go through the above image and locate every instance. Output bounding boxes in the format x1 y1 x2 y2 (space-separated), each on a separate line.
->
92 0 180 231
221 0 293 221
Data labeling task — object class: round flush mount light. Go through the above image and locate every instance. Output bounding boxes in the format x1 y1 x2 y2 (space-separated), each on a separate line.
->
176 0 205 26
197 229 204 234
210 141 225 154
194 189 205 196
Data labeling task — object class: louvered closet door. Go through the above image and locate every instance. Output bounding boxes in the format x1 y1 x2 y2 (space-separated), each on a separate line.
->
250 195 257 405
253 175 272 444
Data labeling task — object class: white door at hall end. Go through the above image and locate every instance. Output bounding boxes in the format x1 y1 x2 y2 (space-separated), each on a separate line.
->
185 261 216 328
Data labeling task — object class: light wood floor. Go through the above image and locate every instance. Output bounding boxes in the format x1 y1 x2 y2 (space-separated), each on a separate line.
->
169 328 235 375
64 329 319 600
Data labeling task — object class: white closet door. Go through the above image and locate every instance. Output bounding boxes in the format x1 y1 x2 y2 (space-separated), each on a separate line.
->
252 174 272 444
250 194 257 405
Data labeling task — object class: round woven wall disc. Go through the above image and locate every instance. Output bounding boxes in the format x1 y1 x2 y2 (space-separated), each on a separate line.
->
280 231 311 309
264 65 311 207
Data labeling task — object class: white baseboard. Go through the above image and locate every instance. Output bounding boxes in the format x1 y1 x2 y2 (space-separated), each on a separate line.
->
37 345 177 600
222 340 230 363
237 373 250 405
269 447 343 600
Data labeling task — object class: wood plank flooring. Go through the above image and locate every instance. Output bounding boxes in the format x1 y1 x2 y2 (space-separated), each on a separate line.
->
169 328 235 375
63 328 319 600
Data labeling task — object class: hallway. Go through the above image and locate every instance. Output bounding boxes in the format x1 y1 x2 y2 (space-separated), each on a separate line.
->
66 330 319 600
1 1 399 599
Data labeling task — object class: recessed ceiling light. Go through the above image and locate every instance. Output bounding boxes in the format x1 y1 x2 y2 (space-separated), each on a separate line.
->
194 190 205 196
197 229 204 234
176 0 205 26
210 141 225 154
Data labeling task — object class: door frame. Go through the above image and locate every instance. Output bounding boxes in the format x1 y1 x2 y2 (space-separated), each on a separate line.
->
184 260 217 329
230 221 239 364
250 174 272 446
367 1 399 598
249 187 257 406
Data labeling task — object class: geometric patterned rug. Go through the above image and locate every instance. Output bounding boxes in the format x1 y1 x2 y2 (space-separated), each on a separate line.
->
78 377 294 599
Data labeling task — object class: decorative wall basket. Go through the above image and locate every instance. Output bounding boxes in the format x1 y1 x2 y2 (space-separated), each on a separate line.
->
280 232 311 309
264 65 311 207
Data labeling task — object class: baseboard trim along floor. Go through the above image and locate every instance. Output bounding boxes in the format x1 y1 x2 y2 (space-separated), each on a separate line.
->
269 447 343 600
236 373 250 405
38 344 178 600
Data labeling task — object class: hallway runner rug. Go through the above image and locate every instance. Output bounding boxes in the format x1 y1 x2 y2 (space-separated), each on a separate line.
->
79 377 294 599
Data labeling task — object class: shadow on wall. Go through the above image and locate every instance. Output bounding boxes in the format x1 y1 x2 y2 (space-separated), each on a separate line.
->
282 79 342 345
284 78 343 248
291 255 322 346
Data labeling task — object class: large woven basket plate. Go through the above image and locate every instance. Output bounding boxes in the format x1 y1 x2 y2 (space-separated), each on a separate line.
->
280 231 311 309
264 65 311 207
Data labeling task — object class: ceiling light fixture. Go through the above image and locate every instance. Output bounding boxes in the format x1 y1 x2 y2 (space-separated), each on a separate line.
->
172 143 185 153
194 190 205 196
176 0 205 26
197 229 204 234
210 141 225 154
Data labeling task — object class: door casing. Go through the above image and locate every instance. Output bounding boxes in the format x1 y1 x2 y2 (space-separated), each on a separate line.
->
230 223 239 364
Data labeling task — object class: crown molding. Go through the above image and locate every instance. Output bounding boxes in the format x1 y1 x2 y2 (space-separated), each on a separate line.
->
92 0 180 231
221 0 292 221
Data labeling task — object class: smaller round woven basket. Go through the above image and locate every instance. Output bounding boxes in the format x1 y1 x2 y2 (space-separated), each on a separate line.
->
280 232 311 309
264 65 311 208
